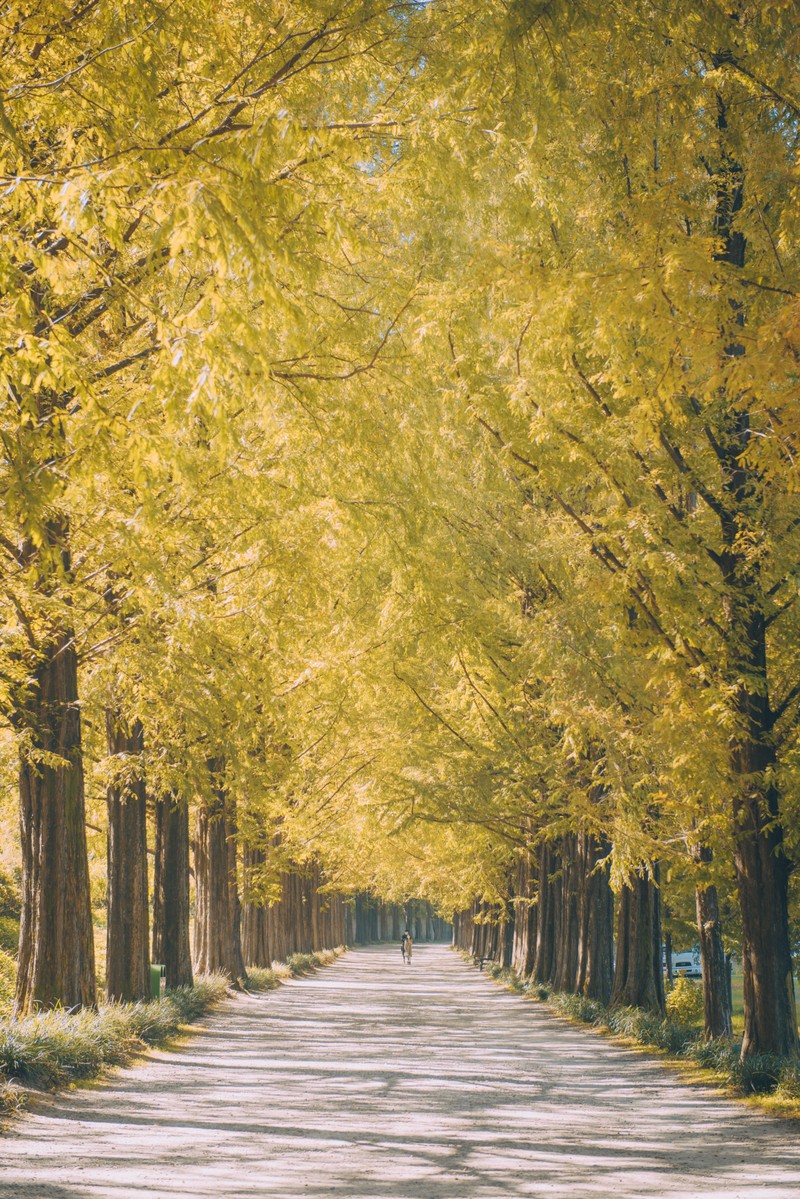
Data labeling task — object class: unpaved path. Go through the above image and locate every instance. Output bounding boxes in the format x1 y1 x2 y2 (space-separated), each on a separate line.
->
1 946 798 1198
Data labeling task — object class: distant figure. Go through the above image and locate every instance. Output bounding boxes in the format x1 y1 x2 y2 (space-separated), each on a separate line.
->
401 929 413 964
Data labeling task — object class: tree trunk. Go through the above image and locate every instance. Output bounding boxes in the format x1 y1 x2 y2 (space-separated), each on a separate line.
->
153 791 193 989
511 848 537 977
664 916 673 987
576 834 614 1005
533 842 556 984
692 845 732 1039
611 865 665 1013
719 467 798 1054
721 513 798 1055
15 625 96 1013
711 86 798 1058
106 715 149 1002
225 791 247 981
242 846 270 967
553 836 579 993
194 762 246 983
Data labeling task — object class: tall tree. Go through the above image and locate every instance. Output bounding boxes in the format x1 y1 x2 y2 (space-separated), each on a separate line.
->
105 714 149 1002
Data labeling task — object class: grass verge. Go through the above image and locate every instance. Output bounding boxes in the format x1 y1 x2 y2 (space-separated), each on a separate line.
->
244 947 344 992
0 946 345 1121
469 954 800 1119
0 974 229 1117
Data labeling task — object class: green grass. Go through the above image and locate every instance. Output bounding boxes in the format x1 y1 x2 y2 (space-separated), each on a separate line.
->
0 975 230 1100
731 970 744 1034
0 951 15 1014
0 946 345 1121
470 954 800 1111
0 917 19 956
244 947 344 992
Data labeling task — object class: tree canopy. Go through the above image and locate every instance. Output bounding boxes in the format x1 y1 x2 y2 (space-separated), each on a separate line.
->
1 0 799 1054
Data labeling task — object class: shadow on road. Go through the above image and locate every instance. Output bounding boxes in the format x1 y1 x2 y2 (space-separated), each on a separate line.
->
2 946 798 1198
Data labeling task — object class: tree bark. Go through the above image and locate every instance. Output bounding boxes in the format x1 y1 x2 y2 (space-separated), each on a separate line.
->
691 844 732 1039
720 474 798 1055
225 790 247 980
511 848 538 976
576 834 614 1005
15 622 96 1014
533 842 556 984
106 714 149 1002
553 836 579 992
611 865 665 1013
242 845 270 967
153 791 193 989
710 78 798 1058
194 762 246 983
695 880 732 1039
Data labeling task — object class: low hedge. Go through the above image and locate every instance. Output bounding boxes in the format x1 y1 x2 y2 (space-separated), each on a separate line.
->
0 945 345 1120
472 956 800 1103
0 975 230 1096
0 951 15 1013
244 947 342 992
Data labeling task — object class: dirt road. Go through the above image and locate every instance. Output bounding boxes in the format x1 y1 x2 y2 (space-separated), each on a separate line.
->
1 945 798 1198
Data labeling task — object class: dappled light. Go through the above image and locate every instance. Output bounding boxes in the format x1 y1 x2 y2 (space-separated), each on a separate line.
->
1 2 800 1186
2 949 800 1198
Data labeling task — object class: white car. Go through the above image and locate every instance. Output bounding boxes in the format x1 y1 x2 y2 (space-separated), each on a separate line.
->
672 951 702 979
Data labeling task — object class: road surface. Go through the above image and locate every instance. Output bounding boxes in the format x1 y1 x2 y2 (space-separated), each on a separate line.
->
1 945 799 1198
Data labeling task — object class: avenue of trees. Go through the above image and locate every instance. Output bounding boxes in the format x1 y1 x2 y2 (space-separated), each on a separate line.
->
0 1 799 1062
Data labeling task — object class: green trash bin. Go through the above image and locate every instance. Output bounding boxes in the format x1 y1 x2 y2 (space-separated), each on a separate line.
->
150 964 166 999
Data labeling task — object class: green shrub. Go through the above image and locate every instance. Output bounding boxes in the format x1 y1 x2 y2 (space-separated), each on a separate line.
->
506 971 525 993
692 1037 740 1074
0 951 340 1118
777 1062 800 1100
0 916 19 956
243 967 282 992
729 1052 782 1095
284 949 340 976
0 951 15 1013
0 974 229 1094
0 1080 23 1117
665 976 704 1024
551 993 604 1024
520 979 550 1000
0 869 20 920
470 954 796 1105
244 948 341 992
285 952 318 975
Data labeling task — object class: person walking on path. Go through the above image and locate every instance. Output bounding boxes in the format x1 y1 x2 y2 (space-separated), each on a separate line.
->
401 929 413 963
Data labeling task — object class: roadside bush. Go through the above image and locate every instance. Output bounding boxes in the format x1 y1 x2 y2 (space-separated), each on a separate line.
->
284 949 340 976
0 869 20 920
0 1081 23 1116
524 981 550 1000
244 948 343 993
550 993 604 1024
728 1052 783 1095
0 946 342 1120
597 1005 696 1054
692 1037 740 1074
480 962 525 991
776 1062 800 1100
244 967 283 992
665 977 704 1024
467 953 796 1104
0 917 19 956
0 951 16 1013
0 974 229 1095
